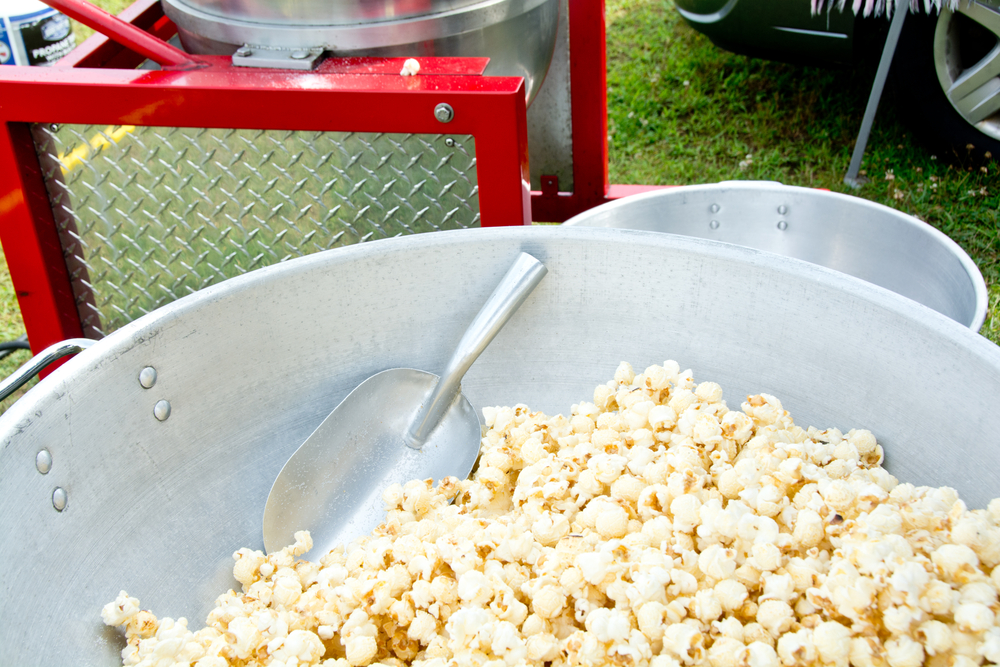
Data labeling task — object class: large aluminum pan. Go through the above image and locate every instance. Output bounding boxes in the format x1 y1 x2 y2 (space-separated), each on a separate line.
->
1 227 999 663
564 181 989 330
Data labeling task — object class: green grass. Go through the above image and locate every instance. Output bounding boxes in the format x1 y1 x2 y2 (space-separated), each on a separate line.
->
69 0 133 43
0 0 997 415
0 252 37 414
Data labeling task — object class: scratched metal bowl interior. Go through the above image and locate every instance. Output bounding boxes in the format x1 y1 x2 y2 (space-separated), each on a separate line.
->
563 181 988 331
3 227 1000 664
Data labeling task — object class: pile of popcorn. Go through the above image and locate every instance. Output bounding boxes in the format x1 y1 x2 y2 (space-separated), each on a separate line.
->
103 360 1000 667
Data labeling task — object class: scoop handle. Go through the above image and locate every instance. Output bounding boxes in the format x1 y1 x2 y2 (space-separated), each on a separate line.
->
403 252 547 449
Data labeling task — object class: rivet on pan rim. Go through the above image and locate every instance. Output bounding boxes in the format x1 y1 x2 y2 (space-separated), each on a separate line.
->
777 220 789 231
36 449 52 474
710 203 720 213
709 220 720 230
52 487 67 511
778 204 788 215
139 366 157 389
154 400 172 421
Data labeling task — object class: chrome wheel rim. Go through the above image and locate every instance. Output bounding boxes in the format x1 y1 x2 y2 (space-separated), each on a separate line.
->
933 2 1000 141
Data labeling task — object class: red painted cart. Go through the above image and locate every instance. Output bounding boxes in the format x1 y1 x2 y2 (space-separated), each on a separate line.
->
0 0 661 354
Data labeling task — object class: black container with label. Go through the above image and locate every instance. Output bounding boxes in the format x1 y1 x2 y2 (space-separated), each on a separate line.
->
0 0 75 66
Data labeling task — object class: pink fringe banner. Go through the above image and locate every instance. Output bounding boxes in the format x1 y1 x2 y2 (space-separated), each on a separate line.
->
810 0 960 17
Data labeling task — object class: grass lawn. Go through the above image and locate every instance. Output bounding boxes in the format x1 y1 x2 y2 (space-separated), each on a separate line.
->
0 0 997 414
0 252 36 414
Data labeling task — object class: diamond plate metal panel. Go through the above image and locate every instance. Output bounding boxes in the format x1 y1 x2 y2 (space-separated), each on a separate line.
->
31 124 480 338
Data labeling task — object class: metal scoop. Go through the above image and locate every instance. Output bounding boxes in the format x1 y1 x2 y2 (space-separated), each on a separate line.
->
263 252 547 557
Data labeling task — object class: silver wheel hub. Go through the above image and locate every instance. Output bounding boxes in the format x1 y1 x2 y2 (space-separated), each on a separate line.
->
934 1 1000 141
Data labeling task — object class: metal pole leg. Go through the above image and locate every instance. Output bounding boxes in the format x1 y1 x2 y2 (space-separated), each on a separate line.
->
844 1 909 188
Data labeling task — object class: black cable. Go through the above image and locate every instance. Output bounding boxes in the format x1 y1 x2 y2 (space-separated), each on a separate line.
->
0 335 29 361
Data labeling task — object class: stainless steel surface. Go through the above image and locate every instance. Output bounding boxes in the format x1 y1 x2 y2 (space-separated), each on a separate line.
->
404 252 546 447
0 337 95 402
526 0 572 191
563 181 988 330
263 252 546 557
163 0 559 105
4 227 1000 664
171 0 490 27
262 369 481 557
35 449 52 474
934 2 1000 138
138 367 157 389
434 102 454 123
32 124 480 338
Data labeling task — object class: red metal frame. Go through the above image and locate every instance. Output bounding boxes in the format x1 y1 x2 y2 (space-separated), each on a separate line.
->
0 0 671 354
0 124 84 346
0 2 531 353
